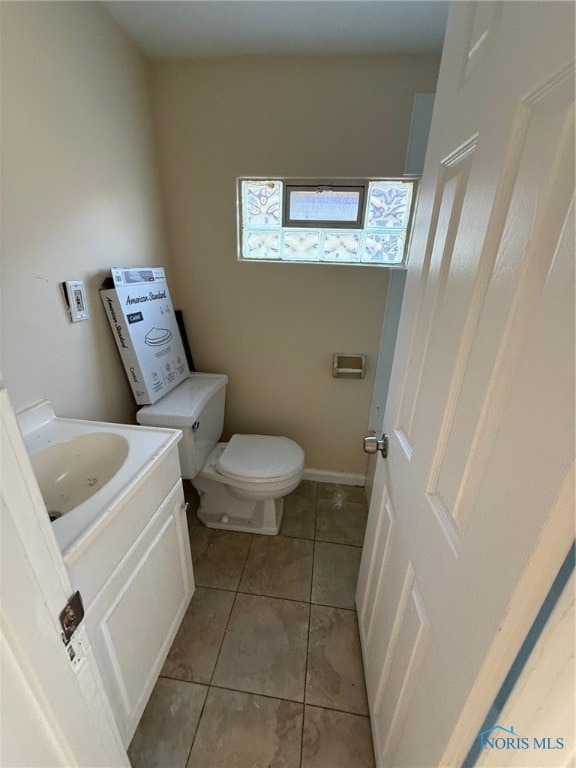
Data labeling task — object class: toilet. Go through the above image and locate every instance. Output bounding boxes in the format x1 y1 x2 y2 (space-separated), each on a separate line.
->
136 373 304 535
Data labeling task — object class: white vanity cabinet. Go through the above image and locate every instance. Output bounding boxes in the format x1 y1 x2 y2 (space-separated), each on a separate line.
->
65 446 194 746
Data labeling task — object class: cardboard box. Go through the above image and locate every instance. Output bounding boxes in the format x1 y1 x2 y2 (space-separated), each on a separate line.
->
100 267 189 405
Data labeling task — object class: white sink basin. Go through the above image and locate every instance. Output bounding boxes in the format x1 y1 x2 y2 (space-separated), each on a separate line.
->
18 400 182 555
30 432 130 516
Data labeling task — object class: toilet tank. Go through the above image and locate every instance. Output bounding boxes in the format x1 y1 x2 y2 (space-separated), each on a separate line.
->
136 373 228 478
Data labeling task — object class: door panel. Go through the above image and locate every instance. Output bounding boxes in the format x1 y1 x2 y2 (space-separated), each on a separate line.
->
86 483 193 745
463 1 504 81
1 387 129 767
375 583 429 765
397 140 476 458
358 487 394 650
357 3 575 766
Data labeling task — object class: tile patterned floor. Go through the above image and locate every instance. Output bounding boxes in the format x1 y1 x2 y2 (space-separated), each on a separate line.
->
128 480 374 768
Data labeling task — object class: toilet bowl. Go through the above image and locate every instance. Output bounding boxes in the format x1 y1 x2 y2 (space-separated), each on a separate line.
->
136 374 305 535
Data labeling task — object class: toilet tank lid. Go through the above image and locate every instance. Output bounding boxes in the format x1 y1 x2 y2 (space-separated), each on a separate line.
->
136 373 228 428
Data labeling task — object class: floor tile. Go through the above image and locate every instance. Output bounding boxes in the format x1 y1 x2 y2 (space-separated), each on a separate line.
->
187 687 303 768
239 535 313 601
212 593 309 702
302 705 375 768
161 586 235 684
306 605 369 715
189 526 252 590
290 479 319 500
318 483 366 505
128 677 207 768
316 498 368 547
280 493 317 539
312 541 362 609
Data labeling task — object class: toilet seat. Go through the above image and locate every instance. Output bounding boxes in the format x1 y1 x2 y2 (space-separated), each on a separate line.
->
217 434 304 483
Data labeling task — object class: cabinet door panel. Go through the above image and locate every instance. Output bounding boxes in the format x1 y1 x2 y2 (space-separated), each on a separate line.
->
87 481 194 744
104 515 185 708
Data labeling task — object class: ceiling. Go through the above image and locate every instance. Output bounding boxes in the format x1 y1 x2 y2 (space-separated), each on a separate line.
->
103 1 449 59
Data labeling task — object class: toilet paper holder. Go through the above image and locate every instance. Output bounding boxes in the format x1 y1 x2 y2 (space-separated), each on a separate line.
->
332 353 366 379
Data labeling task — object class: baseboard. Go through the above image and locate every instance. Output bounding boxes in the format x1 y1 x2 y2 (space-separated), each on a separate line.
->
303 468 366 487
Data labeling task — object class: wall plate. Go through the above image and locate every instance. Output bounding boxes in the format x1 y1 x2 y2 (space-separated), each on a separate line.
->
64 280 89 322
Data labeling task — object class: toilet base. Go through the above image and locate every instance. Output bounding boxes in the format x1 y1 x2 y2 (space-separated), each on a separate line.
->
194 481 284 535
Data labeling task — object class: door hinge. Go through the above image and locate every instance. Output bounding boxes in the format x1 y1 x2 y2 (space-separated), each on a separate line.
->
59 590 84 646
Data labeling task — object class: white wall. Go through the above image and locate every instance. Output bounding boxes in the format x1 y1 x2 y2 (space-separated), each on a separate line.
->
0 5 440 473
0 2 168 423
149 55 440 474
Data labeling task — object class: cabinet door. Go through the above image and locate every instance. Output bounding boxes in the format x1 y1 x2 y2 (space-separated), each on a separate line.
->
87 481 194 745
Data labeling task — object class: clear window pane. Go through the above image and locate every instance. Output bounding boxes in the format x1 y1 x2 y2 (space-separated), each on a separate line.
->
289 189 360 222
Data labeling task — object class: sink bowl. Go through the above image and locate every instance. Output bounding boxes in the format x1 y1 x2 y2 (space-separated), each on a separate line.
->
18 400 183 555
30 432 130 516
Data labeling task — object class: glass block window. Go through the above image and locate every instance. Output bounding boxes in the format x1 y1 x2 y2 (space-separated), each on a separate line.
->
238 178 417 267
242 181 282 227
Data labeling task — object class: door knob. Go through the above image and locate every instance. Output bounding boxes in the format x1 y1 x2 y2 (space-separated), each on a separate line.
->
363 433 389 458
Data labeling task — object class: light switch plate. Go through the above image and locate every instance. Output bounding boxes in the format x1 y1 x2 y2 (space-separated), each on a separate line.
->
64 280 89 322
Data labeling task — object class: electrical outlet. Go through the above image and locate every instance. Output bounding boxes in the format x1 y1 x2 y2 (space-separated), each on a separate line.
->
64 280 89 322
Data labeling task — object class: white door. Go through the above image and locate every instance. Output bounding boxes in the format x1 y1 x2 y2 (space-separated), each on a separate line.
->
0 385 129 768
475 572 575 768
357 3 575 767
